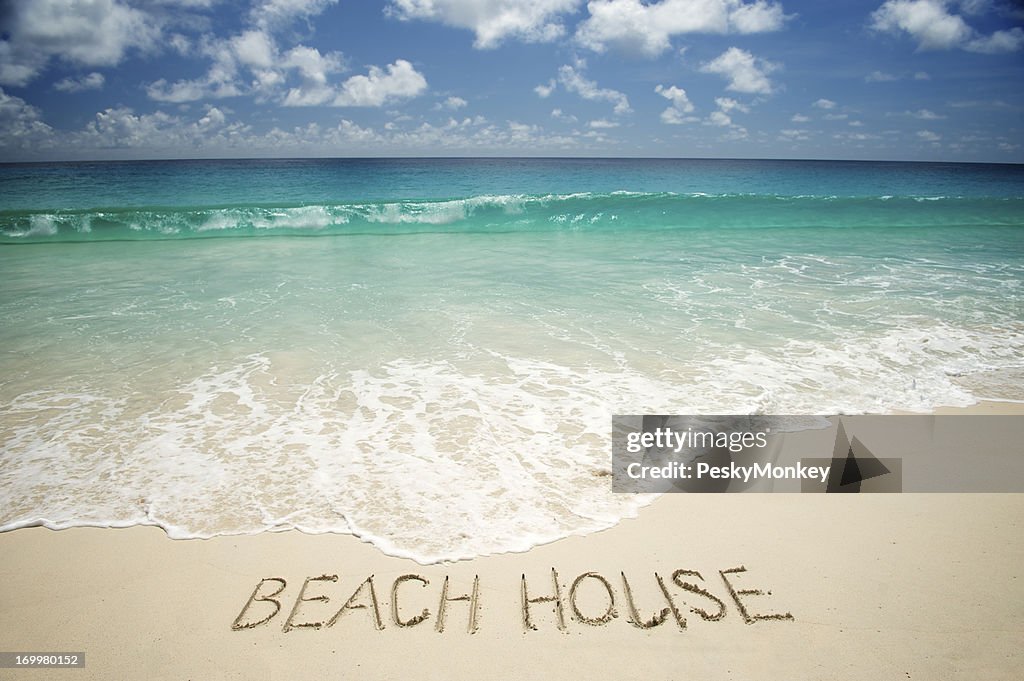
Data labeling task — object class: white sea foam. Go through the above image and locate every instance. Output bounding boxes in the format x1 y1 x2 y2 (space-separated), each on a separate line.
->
260 205 337 230
26 214 58 236
0 354 676 562
357 194 533 225
2 310 1021 563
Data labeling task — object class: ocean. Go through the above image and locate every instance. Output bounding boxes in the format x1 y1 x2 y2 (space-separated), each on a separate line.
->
1 158 1022 562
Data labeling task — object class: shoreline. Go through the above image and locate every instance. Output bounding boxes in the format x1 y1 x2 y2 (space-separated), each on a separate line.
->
1 401 1022 679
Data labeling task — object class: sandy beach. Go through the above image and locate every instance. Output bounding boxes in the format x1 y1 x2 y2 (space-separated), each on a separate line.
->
1 402 1021 680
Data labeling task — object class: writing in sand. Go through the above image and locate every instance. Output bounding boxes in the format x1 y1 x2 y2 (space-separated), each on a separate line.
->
232 565 793 634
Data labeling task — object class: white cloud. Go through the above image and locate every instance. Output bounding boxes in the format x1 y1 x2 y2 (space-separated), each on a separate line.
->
700 47 778 95
866 70 899 82
441 96 468 109
89 107 177 145
917 129 941 141
948 98 1010 108
965 27 1024 53
660 109 698 125
905 108 946 119
779 128 810 140
251 0 340 29
866 69 936 82
849 120 864 126
871 0 1023 53
282 46 345 85
0 98 627 159
871 0 972 49
956 0 992 15
280 45 347 105
655 84 695 124
231 30 277 69
147 9 417 110
707 110 732 126
168 34 192 56
824 112 848 120
534 79 556 97
813 98 836 109
0 0 160 87
656 85 694 112
53 72 106 92
729 0 788 32
387 0 581 48
834 131 880 141
80 107 185 148
67 104 261 153
136 0 344 107
148 26 345 106
724 128 748 140
150 0 218 6
195 106 226 130
146 38 245 103
576 0 788 56
588 118 619 128
0 45 38 89
393 118 579 151
550 108 578 122
146 74 242 103
715 96 749 113
0 88 55 149
790 113 810 122
379 118 581 152
557 62 631 114
700 96 750 128
145 80 198 103
332 60 428 107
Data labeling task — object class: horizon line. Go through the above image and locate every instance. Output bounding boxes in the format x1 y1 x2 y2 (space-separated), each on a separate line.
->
2 155 1022 167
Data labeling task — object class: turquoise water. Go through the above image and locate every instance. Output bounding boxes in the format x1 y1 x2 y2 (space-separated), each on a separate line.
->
1 159 1022 561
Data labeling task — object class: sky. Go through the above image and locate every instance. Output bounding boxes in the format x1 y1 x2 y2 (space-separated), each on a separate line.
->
0 0 1022 162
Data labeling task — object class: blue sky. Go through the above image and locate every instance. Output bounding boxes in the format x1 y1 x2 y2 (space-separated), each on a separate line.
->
1 0 1022 161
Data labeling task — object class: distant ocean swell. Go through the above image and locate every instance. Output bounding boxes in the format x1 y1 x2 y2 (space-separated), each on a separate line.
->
2 192 1022 242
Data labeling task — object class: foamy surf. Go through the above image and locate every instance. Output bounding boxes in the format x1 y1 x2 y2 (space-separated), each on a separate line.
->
2 316 1021 563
